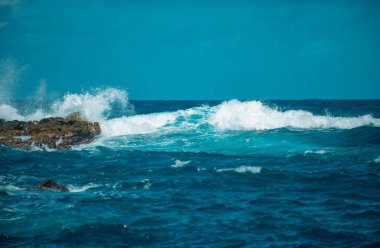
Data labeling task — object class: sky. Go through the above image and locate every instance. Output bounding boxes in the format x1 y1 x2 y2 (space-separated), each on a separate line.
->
0 0 379 100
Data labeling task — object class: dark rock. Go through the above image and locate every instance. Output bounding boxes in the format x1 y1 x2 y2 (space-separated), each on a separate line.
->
37 180 69 192
0 113 101 150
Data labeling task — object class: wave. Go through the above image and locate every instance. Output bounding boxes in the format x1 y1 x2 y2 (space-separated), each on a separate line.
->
208 100 380 131
99 99 380 137
373 156 380 163
0 184 24 195
304 149 328 155
170 160 191 168
100 112 176 136
216 166 262 174
67 183 102 193
1 88 379 141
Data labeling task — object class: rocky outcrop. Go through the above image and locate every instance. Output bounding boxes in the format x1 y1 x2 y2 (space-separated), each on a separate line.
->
0 113 101 150
37 180 69 192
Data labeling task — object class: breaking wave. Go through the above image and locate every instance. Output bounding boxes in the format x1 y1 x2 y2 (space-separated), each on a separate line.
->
1 88 379 140
101 112 176 136
208 100 380 131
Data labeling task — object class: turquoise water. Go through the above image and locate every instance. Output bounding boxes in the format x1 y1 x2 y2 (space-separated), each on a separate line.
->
1 91 380 247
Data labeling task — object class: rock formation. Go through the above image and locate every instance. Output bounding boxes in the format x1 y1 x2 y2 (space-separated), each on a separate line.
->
37 180 69 192
0 113 101 150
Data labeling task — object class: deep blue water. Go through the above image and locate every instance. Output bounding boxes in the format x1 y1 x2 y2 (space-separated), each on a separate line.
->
1 99 380 247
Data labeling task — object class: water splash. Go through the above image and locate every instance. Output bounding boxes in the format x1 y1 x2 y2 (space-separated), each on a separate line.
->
0 57 25 103
0 88 131 122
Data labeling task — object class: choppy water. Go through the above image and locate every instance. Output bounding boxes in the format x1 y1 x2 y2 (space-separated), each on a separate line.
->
1 89 380 247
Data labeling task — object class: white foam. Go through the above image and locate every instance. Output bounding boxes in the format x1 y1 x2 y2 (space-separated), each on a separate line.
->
171 159 191 168
216 165 262 174
99 105 211 137
374 156 380 163
208 100 380 131
141 179 151 190
0 184 24 194
0 104 23 120
0 88 130 122
100 112 176 137
304 149 328 155
67 183 101 193
2 88 380 142
51 88 129 122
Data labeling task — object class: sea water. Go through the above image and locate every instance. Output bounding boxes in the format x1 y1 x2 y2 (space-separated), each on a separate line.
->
1 89 380 247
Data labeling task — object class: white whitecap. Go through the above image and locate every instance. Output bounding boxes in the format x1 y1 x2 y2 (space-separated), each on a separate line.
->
171 159 191 168
373 156 380 163
216 165 262 174
141 179 151 190
304 150 328 155
0 184 24 194
67 183 101 193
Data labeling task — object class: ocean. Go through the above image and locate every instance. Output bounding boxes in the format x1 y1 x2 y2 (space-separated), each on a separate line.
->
1 89 380 247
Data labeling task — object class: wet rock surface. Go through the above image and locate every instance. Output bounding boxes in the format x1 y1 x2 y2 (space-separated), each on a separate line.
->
0 113 101 150
37 180 69 192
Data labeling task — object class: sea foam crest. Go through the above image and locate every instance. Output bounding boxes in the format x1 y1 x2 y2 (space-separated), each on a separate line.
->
100 112 177 136
208 100 380 131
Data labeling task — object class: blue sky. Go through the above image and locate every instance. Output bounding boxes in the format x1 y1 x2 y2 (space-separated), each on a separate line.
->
0 0 379 99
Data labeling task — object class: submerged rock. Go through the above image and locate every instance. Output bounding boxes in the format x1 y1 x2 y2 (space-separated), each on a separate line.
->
37 180 69 192
0 113 101 150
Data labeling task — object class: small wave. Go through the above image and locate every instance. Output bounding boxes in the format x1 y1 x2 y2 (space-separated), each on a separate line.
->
373 156 380 163
171 160 191 168
304 149 328 155
67 183 101 193
141 179 151 190
216 166 262 174
4 216 24 221
0 184 24 194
